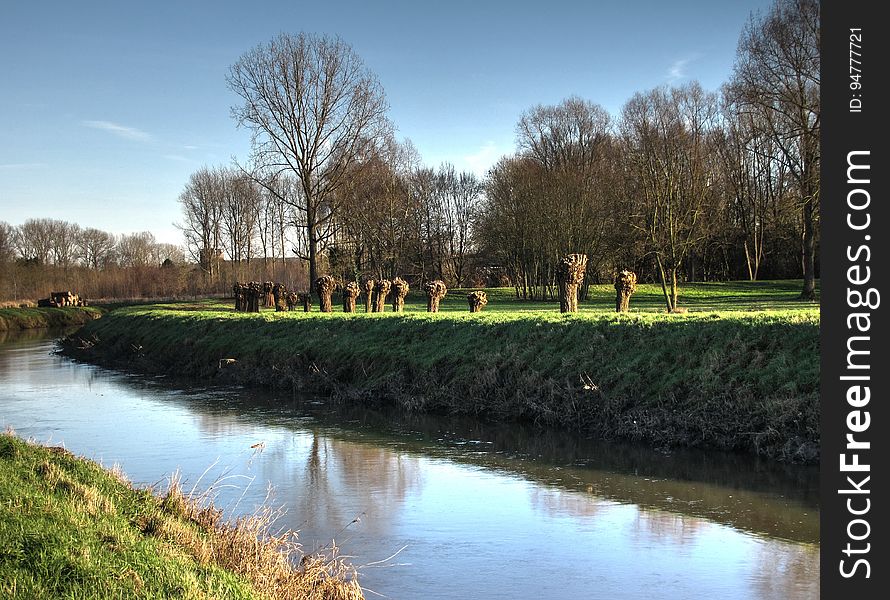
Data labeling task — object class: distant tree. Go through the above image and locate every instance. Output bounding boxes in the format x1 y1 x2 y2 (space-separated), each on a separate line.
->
620 82 719 312
49 220 81 269
117 232 157 267
515 97 615 293
228 32 391 285
14 218 55 265
434 164 481 287
0 221 15 263
714 97 790 281
76 227 117 270
219 169 261 277
730 0 820 298
177 167 223 280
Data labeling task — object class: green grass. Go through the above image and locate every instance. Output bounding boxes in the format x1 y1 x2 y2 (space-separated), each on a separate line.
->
0 306 105 331
0 431 258 599
0 431 363 600
63 280 819 462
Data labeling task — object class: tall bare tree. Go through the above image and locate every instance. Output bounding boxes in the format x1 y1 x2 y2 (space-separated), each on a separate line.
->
177 167 223 280
228 32 391 284
620 82 719 312
15 219 56 265
730 0 819 298
76 227 117 270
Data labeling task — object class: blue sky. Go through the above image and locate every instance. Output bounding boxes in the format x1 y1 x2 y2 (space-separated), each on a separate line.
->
0 0 772 244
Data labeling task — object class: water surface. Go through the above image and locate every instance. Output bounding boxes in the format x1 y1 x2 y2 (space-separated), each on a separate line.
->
0 330 819 599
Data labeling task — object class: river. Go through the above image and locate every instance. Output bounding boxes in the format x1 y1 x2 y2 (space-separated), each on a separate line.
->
0 328 819 599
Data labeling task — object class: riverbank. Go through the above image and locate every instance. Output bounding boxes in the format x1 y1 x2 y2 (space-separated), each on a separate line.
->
0 306 104 331
0 430 362 599
61 302 820 463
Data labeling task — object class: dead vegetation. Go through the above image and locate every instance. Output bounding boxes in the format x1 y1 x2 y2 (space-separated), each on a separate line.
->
155 474 364 600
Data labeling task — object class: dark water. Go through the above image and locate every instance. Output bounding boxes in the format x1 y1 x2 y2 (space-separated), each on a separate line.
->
0 329 819 599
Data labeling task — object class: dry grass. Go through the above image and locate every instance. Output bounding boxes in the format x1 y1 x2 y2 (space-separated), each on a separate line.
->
157 474 365 600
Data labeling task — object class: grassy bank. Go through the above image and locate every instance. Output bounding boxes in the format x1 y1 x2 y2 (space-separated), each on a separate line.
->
0 306 104 331
0 430 362 599
62 284 819 463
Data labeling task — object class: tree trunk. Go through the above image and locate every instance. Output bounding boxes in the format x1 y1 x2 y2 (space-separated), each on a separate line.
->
342 281 359 312
374 279 391 313
315 275 335 313
614 270 637 313
298 292 312 312
556 253 587 313
655 255 673 312
800 196 816 299
670 268 679 311
467 290 488 313
424 280 447 312
391 277 409 312
362 278 375 312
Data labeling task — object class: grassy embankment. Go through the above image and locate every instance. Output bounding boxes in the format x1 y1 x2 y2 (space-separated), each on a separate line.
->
63 281 819 462
0 306 104 331
0 430 362 599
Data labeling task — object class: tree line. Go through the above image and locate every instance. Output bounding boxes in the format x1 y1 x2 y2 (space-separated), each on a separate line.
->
0 219 192 302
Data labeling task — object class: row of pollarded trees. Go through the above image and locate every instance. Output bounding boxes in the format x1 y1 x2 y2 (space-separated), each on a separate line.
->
230 275 497 314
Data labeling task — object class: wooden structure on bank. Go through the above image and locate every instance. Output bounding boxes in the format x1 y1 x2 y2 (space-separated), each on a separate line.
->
391 277 409 312
556 253 587 313
342 281 360 313
37 291 85 308
315 275 336 313
362 278 375 313
424 280 447 312
467 290 488 313
614 269 638 313
373 279 391 313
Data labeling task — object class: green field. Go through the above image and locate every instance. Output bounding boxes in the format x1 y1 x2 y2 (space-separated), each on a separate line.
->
63 280 820 463
0 431 361 599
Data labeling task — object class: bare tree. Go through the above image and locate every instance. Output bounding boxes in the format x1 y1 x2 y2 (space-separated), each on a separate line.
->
620 82 719 312
731 0 819 298
219 168 261 279
76 227 117 269
228 32 391 285
715 97 790 281
177 167 223 280
0 221 17 263
14 219 56 265
117 232 157 267
435 164 481 287
515 97 616 295
49 220 81 269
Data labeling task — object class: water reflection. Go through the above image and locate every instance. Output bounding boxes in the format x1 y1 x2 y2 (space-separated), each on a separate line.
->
0 330 820 599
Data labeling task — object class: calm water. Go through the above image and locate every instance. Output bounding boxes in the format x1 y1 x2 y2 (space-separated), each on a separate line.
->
0 329 819 599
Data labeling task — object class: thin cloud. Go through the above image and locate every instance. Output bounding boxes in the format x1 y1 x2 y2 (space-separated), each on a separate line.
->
666 53 703 83
0 162 46 170
462 141 501 178
81 120 153 141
